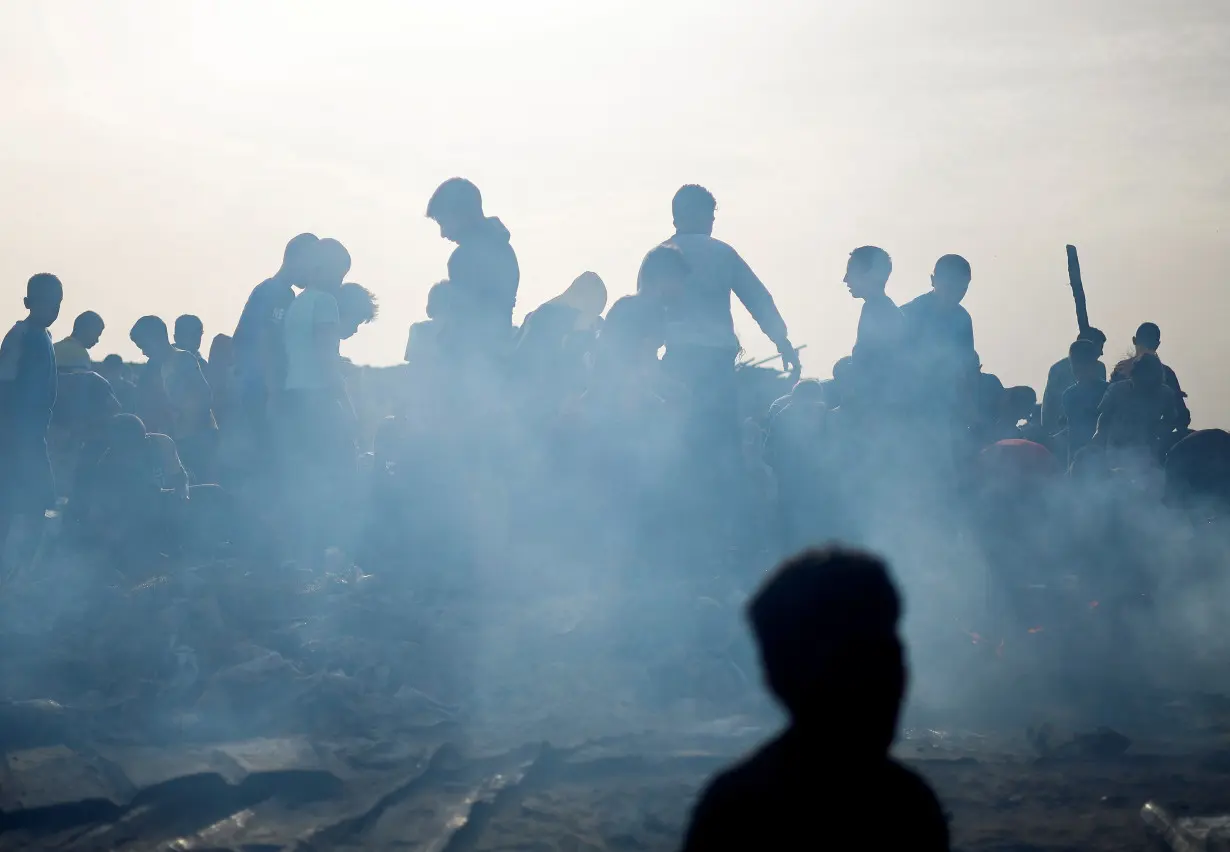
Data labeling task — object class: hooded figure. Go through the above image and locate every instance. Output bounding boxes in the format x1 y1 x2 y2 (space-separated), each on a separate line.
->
545 271 608 331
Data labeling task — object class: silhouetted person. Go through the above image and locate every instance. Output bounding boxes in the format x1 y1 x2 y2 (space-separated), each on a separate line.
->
54 310 104 371
174 314 207 371
0 273 64 563
426 177 520 359
844 245 904 410
130 315 218 483
654 185 799 385
280 253 357 568
1165 429 1230 511
1094 352 1178 460
903 253 979 379
1042 327 1106 434
337 282 379 341
405 280 454 366
82 413 230 566
1110 322 1190 430
98 354 136 411
232 233 320 462
206 333 234 426
682 547 949 852
1061 339 1109 463
50 368 121 510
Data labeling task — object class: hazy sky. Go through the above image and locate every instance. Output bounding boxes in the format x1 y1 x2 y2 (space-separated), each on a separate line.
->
2 1 1227 421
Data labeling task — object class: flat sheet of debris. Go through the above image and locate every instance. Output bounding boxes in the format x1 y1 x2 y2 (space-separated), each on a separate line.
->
3 556 1230 850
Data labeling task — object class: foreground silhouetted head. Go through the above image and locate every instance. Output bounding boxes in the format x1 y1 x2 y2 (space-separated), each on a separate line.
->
108 412 149 454
672 184 717 236
129 315 171 360
173 314 204 354
599 294 664 364
1133 322 1161 355
748 547 905 750
427 177 484 242
71 311 105 348
931 254 971 306
25 273 64 328
844 246 892 300
425 280 454 320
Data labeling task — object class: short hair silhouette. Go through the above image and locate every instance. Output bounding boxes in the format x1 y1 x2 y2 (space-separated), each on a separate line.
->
1079 326 1107 346
316 238 352 284
425 281 453 319
27 273 63 298
101 354 124 369
748 547 903 721
174 314 203 339
1135 322 1161 349
637 244 690 293
849 246 892 281
1069 338 1099 364
672 184 717 223
130 315 169 344
283 233 319 264
72 311 104 338
427 177 483 220
934 254 971 283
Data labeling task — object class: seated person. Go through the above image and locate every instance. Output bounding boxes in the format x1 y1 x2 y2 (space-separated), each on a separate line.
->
1110 322 1190 430
81 414 229 565
1094 353 1178 460
1041 327 1106 434
682 547 949 852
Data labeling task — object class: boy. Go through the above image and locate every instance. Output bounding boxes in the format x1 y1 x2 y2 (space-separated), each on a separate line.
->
1061 338 1110 463
682 547 949 852
0 274 64 560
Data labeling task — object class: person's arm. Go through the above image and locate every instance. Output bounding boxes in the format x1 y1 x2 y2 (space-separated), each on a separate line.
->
153 434 190 499
1165 366 1192 429
1041 363 1065 433
1092 384 1119 445
729 250 799 377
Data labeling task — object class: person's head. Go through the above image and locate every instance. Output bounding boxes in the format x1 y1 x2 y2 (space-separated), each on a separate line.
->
308 238 352 290
426 177 484 242
24 273 64 328
598 295 665 366
748 547 905 745
107 412 149 455
791 378 826 405
173 314 204 353
831 356 855 384
1068 338 1102 383
99 353 126 383
277 233 320 288
425 280 454 321
1002 386 1038 426
1133 322 1162 356
636 243 691 307
337 283 379 340
931 254 972 306
671 184 717 236
843 246 893 300
208 334 233 368
1078 326 1107 358
129 315 171 360
976 372 1005 419
1130 351 1164 387
71 311 105 348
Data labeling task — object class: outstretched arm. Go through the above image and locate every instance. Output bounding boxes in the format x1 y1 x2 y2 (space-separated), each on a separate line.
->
730 252 799 376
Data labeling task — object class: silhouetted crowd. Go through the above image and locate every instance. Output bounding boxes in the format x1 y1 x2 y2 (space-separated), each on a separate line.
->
1 180 1224 851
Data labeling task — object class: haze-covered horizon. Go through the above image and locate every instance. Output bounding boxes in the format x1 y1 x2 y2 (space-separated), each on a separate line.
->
2 0 1227 421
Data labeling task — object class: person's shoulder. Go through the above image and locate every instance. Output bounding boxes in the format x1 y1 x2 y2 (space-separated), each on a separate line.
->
882 759 949 833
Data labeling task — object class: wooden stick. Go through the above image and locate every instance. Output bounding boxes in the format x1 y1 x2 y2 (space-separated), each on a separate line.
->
1066 245 1090 336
